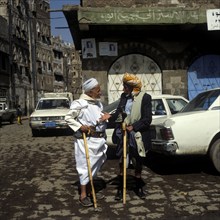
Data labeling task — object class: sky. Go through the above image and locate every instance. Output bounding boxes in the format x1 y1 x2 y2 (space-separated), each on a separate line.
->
50 0 80 43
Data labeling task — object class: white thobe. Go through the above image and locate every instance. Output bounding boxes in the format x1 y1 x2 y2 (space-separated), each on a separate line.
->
65 94 108 185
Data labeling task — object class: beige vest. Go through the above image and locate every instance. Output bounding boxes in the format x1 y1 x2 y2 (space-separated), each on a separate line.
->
124 91 146 157
124 91 145 125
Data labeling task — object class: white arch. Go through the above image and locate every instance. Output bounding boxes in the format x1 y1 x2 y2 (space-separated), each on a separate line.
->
108 54 162 103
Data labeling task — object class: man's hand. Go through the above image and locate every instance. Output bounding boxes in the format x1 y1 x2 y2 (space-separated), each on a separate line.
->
80 125 90 133
99 112 111 122
126 125 133 132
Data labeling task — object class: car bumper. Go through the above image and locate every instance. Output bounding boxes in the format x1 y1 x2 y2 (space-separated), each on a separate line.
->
151 141 178 154
30 121 69 130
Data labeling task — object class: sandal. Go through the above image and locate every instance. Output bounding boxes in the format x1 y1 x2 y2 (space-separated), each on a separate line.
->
79 197 93 207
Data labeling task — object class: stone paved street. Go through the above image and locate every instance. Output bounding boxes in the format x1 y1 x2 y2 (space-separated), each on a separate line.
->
0 120 220 219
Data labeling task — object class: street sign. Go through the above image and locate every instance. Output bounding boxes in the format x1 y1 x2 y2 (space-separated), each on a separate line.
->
206 9 220 31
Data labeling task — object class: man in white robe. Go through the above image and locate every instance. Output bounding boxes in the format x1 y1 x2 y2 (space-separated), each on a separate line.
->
65 78 109 207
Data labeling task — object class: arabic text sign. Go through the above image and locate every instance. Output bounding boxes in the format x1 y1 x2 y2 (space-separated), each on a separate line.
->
79 8 207 25
206 9 220 31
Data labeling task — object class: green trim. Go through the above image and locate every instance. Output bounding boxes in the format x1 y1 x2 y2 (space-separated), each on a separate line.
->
77 7 207 25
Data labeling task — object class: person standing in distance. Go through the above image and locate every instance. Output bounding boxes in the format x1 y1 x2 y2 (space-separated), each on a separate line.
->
16 105 22 125
65 78 109 207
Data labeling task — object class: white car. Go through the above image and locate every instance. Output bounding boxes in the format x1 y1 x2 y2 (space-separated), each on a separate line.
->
104 94 189 146
0 102 16 126
150 88 220 173
29 93 73 136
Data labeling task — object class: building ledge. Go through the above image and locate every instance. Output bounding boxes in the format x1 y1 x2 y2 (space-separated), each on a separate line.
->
63 6 208 25
62 5 212 50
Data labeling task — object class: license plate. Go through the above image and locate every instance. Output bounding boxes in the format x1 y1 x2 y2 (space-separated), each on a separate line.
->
45 121 56 128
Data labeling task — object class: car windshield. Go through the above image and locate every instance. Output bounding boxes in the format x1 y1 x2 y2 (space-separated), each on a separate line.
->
152 98 188 115
181 89 220 112
166 99 188 114
36 99 70 110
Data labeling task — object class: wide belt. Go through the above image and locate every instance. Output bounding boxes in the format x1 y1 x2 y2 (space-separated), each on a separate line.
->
88 126 105 138
74 130 106 139
89 131 106 138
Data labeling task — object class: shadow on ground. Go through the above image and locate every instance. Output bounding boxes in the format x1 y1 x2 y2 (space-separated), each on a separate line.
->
143 151 219 176
106 147 219 176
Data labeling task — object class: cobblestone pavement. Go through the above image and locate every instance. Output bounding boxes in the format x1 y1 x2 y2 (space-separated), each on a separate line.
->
0 120 220 220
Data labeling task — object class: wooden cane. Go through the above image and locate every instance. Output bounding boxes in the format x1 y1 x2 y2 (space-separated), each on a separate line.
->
122 122 127 205
83 132 97 209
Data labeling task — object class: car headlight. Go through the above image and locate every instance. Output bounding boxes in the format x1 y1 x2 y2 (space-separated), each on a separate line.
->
30 117 42 121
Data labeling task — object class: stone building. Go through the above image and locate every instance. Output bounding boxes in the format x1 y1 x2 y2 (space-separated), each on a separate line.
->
0 0 32 113
0 0 54 114
33 1 82 105
0 0 82 115
62 41 82 99
51 36 65 92
51 36 82 98
0 15 9 102
63 0 220 104
66 44 82 99
35 0 53 100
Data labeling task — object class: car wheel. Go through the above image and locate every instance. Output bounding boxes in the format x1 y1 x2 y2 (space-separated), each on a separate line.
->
210 139 220 173
32 129 39 137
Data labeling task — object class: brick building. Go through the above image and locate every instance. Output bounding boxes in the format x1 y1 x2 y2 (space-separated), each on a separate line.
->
63 0 220 104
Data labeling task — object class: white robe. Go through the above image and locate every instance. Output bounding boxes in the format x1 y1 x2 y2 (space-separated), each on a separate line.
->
65 94 108 185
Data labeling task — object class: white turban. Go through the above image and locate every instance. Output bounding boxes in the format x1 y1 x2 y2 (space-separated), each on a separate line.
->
82 78 99 92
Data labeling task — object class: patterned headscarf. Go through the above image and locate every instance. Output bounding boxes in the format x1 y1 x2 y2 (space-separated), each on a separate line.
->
122 72 142 96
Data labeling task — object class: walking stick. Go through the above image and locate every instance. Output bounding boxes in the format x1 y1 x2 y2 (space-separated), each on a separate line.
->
83 132 97 209
122 122 127 205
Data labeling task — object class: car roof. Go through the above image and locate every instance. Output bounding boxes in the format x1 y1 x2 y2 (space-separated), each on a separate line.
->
108 94 188 104
103 94 188 111
151 94 187 99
